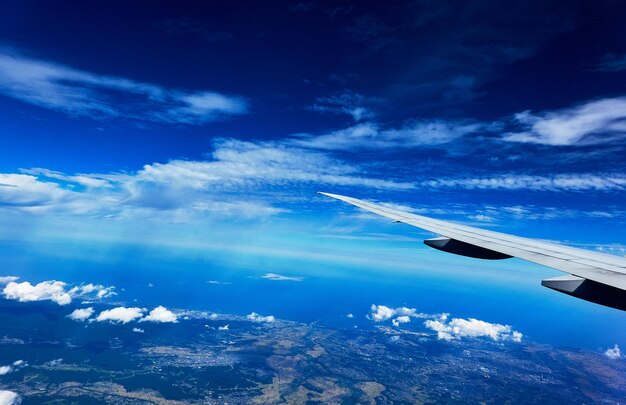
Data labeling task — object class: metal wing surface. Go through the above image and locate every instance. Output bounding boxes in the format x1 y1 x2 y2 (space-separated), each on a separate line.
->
320 192 626 311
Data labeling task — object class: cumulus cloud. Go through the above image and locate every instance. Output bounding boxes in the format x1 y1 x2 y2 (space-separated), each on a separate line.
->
392 315 411 327
605 344 622 360
140 306 178 323
0 360 26 377
293 120 485 150
261 273 303 282
246 312 276 323
218 324 229 331
67 307 95 321
3 281 73 305
346 313 354 319
369 304 522 342
0 50 246 124
0 390 20 405
2 280 115 306
132 328 145 333
95 307 144 324
504 97 626 145
369 304 430 322
424 316 523 342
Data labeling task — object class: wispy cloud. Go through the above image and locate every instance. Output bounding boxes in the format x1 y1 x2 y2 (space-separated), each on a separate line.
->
261 273 304 282
308 91 377 121
594 53 626 73
0 50 246 124
293 120 487 150
503 97 626 145
420 174 626 192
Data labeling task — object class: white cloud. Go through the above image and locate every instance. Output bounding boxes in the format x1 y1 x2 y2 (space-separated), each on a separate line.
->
424 316 522 342
129 139 412 192
261 273 303 282
67 307 95 321
218 324 229 331
293 120 485 150
420 174 626 192
69 284 116 299
0 138 412 217
346 313 354 319
246 312 276 323
96 307 144 324
504 97 626 145
2 279 115 306
22 168 111 188
368 304 521 342
140 306 178 323
0 360 25 377
369 305 396 322
132 328 145 333
3 281 72 305
392 315 411 327
0 390 20 405
369 304 429 322
0 174 75 210
0 276 18 284
0 51 246 124
605 344 622 360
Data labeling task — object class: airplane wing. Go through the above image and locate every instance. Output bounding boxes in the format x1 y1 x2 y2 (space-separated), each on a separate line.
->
319 192 626 311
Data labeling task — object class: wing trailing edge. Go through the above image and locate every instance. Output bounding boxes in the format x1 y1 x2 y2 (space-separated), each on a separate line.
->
319 192 626 311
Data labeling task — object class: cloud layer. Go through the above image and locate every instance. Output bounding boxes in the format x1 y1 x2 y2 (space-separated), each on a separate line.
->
0 139 413 219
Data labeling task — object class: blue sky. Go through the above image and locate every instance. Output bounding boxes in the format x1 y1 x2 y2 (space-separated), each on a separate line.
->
1 1 626 349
